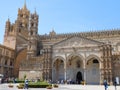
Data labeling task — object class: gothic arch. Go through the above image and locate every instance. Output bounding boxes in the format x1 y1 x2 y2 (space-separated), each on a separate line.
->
67 53 84 62
86 54 101 84
67 53 85 68
52 56 65 81
86 54 102 68
52 56 65 65
116 42 120 51
14 48 27 77
16 47 26 55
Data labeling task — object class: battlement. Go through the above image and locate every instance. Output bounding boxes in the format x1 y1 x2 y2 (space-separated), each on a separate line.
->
39 29 120 40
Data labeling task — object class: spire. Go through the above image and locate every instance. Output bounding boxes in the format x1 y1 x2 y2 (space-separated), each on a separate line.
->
7 17 10 22
49 28 56 36
34 8 37 14
23 0 27 9
6 17 10 24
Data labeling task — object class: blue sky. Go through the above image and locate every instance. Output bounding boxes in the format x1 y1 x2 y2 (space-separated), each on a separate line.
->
0 0 120 43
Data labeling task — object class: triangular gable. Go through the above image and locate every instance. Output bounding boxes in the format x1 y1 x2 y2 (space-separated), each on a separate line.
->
53 36 104 48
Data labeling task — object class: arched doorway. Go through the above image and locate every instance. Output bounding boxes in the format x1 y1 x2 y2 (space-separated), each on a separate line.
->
67 55 84 83
86 58 100 84
76 71 82 84
52 59 64 82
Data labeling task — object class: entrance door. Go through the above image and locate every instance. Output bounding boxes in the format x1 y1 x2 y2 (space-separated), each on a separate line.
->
76 71 82 84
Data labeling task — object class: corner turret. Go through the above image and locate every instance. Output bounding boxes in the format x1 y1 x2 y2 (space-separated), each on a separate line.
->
4 18 11 36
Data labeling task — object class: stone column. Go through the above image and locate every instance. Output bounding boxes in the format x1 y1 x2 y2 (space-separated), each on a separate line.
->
83 68 86 83
64 53 67 83
64 60 67 82
56 61 59 81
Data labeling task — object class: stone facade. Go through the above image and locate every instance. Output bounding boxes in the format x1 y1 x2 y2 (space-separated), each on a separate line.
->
2 2 120 85
0 44 15 78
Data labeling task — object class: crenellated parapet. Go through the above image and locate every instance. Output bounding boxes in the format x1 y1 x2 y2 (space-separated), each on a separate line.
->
39 29 120 41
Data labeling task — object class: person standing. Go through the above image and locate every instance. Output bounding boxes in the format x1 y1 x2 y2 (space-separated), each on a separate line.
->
103 80 108 90
0 78 1 84
24 79 28 89
114 79 117 90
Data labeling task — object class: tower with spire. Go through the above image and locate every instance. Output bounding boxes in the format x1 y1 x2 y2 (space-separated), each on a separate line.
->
3 1 31 49
17 0 30 31
3 17 17 49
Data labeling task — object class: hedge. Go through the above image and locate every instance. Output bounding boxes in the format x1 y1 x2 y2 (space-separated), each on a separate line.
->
16 81 52 88
28 84 51 88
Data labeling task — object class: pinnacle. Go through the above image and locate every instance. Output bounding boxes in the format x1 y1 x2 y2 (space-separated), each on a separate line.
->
23 0 27 10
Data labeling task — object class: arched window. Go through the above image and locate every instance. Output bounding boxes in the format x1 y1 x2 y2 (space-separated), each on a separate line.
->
30 31 33 35
93 59 99 63
19 23 22 27
10 61 13 66
5 60 7 65
31 23 34 27
19 29 21 32
20 14 23 17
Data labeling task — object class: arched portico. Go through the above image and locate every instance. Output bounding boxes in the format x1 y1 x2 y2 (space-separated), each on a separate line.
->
86 55 101 84
52 54 102 84
66 54 84 84
86 55 102 69
52 56 65 82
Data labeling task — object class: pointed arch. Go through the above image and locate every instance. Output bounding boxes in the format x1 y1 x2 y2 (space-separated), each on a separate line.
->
67 53 84 62
86 54 102 69
52 56 65 64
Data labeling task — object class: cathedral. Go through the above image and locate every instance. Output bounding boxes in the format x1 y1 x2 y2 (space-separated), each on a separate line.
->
1 2 120 85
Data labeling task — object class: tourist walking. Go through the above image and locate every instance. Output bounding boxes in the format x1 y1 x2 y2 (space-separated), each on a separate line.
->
103 80 108 90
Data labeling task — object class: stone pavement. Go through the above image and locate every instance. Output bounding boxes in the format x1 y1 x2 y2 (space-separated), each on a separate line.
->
0 83 120 90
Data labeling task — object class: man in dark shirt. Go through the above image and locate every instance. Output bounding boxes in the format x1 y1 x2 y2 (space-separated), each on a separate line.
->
103 80 108 90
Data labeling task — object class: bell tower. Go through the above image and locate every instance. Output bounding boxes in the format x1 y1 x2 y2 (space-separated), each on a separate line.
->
17 0 30 32
3 1 30 49
27 10 39 58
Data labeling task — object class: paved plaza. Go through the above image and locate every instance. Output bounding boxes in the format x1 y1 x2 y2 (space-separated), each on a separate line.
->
0 84 120 90
0 83 120 90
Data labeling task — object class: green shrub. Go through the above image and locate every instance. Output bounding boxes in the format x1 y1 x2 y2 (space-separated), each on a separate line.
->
8 80 24 83
29 84 51 88
28 81 51 88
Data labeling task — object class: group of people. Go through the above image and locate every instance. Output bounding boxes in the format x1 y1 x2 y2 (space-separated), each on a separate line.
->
103 79 117 90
